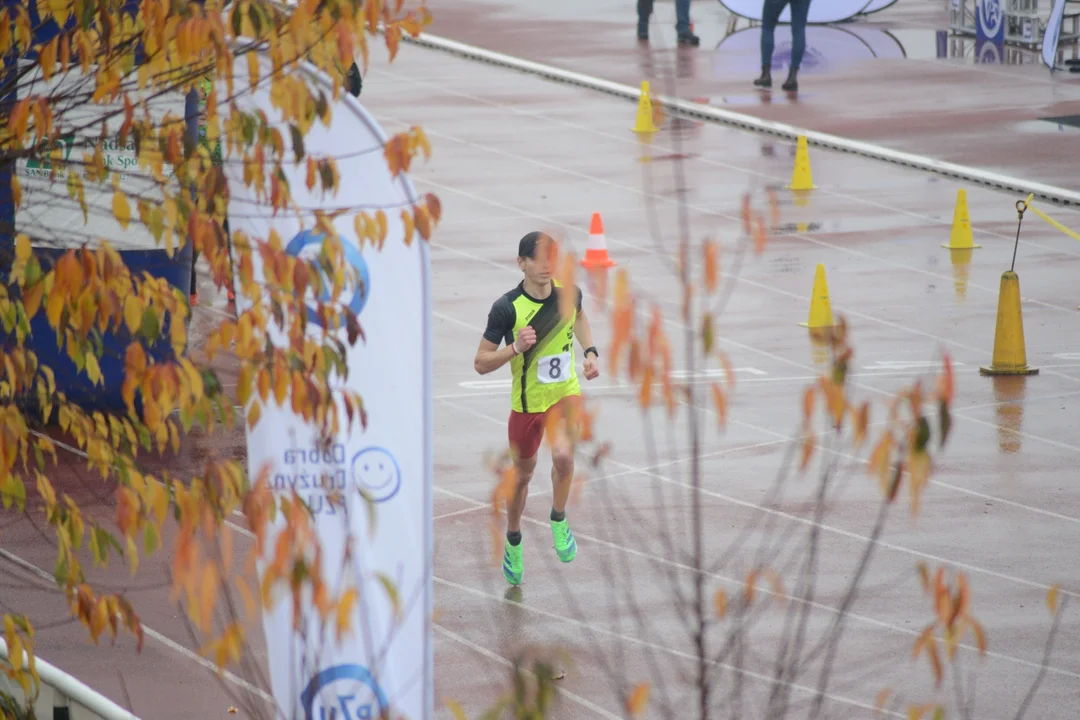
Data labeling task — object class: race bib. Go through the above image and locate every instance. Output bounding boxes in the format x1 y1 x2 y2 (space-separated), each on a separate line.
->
537 352 571 384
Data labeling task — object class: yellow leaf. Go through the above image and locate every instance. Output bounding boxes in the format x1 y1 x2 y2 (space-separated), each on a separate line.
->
85 353 101 385
11 173 21 208
626 682 649 716
445 699 467 720
15 234 31 262
401 208 414 246
45 286 65 327
112 190 131 229
246 402 261 429
334 587 358 643
1047 584 1061 615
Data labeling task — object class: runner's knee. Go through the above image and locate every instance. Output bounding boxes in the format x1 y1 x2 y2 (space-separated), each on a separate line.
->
514 455 537 485
552 448 574 475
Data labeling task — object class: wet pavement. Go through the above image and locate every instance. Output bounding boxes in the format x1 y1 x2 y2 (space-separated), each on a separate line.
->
364 39 1080 719
416 0 1080 191
3 9 1080 720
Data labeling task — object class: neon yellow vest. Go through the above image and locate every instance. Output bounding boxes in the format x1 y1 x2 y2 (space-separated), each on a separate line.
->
507 282 580 414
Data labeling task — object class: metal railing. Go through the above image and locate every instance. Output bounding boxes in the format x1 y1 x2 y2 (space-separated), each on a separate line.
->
0 638 141 720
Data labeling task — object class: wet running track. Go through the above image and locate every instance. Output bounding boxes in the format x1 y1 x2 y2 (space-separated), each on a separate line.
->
4 4 1080 719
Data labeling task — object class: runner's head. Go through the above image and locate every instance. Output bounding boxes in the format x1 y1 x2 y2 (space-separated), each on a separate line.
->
517 231 555 285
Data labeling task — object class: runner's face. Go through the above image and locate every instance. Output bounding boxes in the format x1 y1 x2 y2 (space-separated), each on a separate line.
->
520 247 552 284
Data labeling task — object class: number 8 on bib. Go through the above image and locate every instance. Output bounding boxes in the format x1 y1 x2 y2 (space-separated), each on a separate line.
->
537 352 571 384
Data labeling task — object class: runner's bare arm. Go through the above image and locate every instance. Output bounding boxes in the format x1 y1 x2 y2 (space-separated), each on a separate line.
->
474 337 517 375
573 307 595 354
474 296 534 375
574 297 600 380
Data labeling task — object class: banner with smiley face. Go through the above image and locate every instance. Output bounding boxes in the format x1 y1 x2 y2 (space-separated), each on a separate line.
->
222 50 433 720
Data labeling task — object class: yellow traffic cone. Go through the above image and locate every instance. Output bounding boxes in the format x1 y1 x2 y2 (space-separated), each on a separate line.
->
786 135 816 191
979 270 1038 376
632 81 658 134
799 263 834 329
942 189 981 249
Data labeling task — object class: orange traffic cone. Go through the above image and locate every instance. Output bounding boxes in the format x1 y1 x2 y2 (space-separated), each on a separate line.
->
581 212 616 269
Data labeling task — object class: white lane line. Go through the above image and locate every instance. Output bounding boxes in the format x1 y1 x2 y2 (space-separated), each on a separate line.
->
431 482 1080 684
433 624 623 719
428 304 1080 527
32 426 1080 690
380 51 1080 249
433 437 787 521
434 576 910 719
439 395 1080 601
0 547 275 706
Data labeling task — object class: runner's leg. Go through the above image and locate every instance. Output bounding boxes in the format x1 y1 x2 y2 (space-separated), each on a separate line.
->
548 395 579 563
503 410 544 584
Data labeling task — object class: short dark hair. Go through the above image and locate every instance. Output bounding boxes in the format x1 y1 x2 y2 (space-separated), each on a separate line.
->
518 231 550 259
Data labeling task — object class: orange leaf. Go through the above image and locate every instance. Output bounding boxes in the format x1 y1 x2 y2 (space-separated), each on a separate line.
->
425 192 441 223
639 367 653 409
401 208 415 246
414 204 432 241
936 352 954 404
852 401 869 449
874 688 893 718
970 618 987 655
916 562 931 594
626 682 649 716
718 351 735 392
711 383 727 429
744 569 759 606
714 589 728 619
703 239 719 294
868 432 894 493
799 434 814 471
802 385 816 425
753 213 767 255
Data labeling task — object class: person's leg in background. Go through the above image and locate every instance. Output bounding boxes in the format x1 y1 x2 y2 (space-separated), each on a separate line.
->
755 0 788 88
638 0 698 45
637 0 653 40
783 0 810 91
675 0 699 46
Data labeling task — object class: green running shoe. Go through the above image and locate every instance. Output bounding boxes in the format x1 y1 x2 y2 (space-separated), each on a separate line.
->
551 517 577 563
503 538 523 586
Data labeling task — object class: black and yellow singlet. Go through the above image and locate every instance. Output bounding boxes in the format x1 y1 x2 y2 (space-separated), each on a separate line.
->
483 280 583 414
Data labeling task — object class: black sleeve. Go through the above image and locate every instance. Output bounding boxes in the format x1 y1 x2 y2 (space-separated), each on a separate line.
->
576 285 583 312
483 296 515 345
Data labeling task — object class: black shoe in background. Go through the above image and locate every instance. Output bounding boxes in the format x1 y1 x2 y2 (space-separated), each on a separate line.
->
347 61 363 97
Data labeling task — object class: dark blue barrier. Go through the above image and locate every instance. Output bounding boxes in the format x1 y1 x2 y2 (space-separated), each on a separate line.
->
0 240 194 414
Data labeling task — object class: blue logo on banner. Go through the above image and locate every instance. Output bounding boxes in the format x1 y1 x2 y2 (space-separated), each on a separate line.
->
351 446 402 503
301 663 388 720
977 0 1004 43
285 229 371 328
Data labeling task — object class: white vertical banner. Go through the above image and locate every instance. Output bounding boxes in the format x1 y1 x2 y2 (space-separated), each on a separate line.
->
1042 0 1068 69
222 51 432 720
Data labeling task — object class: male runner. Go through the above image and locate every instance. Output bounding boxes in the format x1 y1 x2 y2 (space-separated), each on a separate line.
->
473 231 600 586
